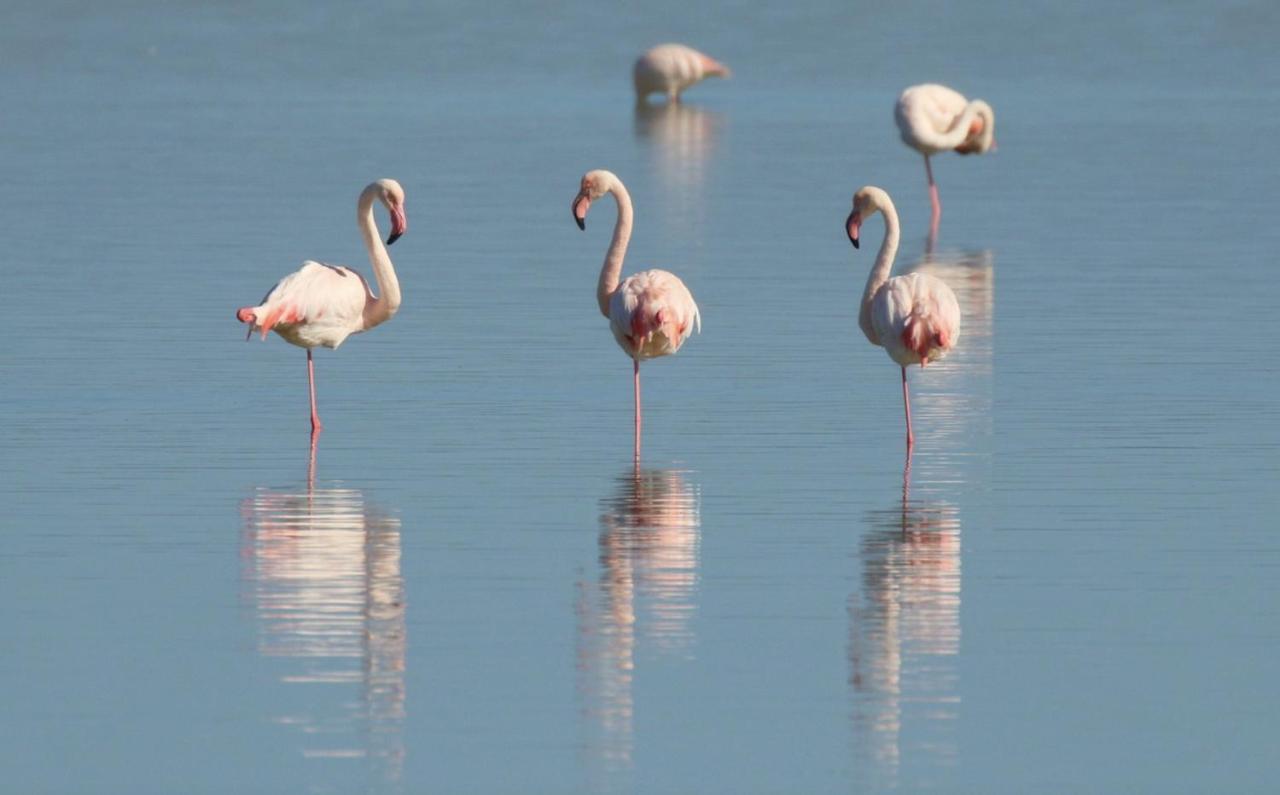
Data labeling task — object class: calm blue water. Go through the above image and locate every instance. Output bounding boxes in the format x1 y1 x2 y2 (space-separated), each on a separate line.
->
3 1 1279 792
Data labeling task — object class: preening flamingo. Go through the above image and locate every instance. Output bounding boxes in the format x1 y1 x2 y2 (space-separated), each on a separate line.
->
634 44 730 103
572 169 701 459
846 186 960 449
894 84 996 236
236 179 407 434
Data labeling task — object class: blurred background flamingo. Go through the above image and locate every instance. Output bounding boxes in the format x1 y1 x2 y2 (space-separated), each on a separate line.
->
633 44 730 103
895 84 996 239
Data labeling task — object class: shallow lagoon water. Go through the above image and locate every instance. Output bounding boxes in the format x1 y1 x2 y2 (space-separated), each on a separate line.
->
2 1 1279 792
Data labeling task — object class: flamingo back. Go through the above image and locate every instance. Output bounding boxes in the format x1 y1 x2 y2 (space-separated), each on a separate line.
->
634 44 726 99
239 261 370 349
895 84 972 153
609 269 701 361
871 272 961 368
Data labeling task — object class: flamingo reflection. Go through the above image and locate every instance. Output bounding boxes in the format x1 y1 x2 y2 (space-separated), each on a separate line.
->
849 458 961 786
634 102 721 227
576 468 701 781
240 467 406 787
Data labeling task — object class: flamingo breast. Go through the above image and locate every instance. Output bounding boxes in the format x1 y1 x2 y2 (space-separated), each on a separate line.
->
871 273 961 367
608 269 701 361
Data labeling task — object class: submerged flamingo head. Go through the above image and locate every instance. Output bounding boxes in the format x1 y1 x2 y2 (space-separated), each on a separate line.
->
698 53 732 79
572 169 617 230
373 178 408 245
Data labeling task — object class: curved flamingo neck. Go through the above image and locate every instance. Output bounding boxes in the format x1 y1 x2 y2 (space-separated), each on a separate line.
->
597 178 634 317
919 101 989 151
858 197 900 345
358 188 400 330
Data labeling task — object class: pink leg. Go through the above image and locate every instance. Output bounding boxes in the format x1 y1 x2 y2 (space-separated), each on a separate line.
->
901 366 915 450
307 349 323 433
633 359 642 461
924 155 941 233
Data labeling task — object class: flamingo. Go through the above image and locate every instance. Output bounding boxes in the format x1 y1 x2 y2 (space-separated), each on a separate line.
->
633 44 730 103
846 186 960 450
572 169 701 459
894 84 996 238
236 179 407 435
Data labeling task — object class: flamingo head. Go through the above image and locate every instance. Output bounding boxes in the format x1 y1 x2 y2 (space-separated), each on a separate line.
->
373 178 408 245
954 101 996 155
572 169 618 230
698 53 732 79
846 186 892 249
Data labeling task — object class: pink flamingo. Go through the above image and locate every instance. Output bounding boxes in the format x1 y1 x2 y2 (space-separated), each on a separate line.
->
634 44 730 103
236 179 407 435
846 186 960 449
894 84 996 238
573 169 701 459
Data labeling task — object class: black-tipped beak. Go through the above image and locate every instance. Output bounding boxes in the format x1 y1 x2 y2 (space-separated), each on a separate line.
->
846 210 861 249
572 194 590 230
386 204 407 246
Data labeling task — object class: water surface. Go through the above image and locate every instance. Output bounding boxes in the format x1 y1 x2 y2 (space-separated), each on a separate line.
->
2 1 1278 792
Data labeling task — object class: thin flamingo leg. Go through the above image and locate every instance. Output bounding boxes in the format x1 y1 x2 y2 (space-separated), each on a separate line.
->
924 155 941 235
307 349 323 433
901 366 914 450
633 359 642 461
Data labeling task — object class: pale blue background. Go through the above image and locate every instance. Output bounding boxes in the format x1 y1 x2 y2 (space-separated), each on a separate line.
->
2 1 1278 792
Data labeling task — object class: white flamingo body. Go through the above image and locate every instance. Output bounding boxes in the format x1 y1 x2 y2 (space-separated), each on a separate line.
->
634 44 730 102
243 261 371 349
573 169 701 458
609 269 701 361
846 186 960 448
236 179 408 434
869 271 961 369
894 84 989 154
894 84 996 234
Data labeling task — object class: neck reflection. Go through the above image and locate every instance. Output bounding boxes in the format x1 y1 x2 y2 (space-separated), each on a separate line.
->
240 475 406 787
849 455 962 787
576 467 702 781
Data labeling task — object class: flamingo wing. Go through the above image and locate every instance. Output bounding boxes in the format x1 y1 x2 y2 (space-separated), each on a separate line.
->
241 261 370 347
609 269 701 360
